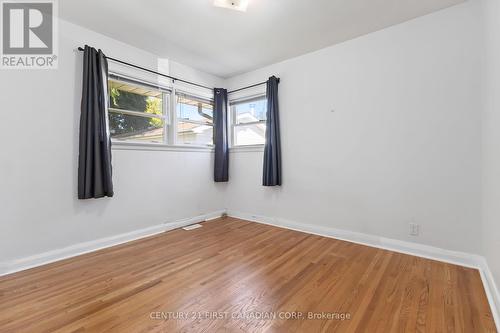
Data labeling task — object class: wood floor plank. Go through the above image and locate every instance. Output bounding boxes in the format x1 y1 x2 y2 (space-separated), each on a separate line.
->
0 217 496 333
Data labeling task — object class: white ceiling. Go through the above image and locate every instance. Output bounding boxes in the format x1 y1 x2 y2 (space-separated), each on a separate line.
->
60 0 465 78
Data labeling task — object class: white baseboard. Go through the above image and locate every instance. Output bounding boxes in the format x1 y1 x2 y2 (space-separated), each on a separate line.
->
478 258 500 329
0 210 225 277
226 210 500 328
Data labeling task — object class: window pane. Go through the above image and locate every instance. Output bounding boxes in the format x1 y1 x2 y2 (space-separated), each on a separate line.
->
177 94 213 124
109 80 163 116
177 121 213 146
234 99 267 124
109 112 165 143
234 123 266 146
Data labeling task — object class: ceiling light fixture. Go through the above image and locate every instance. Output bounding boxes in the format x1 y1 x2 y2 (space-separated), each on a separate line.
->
213 0 249 12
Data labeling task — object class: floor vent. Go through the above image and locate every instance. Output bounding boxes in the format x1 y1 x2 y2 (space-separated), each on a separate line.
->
182 224 203 231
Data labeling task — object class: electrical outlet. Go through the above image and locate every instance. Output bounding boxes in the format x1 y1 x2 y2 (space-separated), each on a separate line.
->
409 223 420 236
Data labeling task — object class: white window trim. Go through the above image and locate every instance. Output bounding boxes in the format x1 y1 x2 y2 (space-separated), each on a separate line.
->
109 72 173 93
108 76 170 145
108 108 165 119
174 90 215 147
111 140 214 152
229 94 267 148
108 73 215 150
229 144 265 153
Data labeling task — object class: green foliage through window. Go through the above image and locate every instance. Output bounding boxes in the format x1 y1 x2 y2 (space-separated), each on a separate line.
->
108 80 164 143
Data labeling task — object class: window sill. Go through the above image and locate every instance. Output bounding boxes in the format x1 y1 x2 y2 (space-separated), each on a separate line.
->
111 140 214 152
229 145 265 153
111 141 264 153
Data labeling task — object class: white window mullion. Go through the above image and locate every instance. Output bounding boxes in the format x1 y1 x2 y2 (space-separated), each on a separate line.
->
234 121 266 127
230 103 235 147
109 108 165 119
170 86 178 145
162 92 169 145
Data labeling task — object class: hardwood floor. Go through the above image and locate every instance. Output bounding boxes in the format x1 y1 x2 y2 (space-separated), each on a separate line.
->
0 217 496 332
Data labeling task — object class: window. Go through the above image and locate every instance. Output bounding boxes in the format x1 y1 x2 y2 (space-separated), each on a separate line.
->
231 96 267 146
107 75 220 149
108 79 168 144
176 93 214 146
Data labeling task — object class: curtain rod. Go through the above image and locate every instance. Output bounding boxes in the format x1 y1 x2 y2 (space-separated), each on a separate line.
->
228 81 268 94
77 46 277 95
77 47 213 91
228 77 280 94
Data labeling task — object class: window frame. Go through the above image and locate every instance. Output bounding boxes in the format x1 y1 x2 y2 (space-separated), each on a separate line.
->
173 90 215 147
108 74 171 145
230 95 268 148
107 73 216 150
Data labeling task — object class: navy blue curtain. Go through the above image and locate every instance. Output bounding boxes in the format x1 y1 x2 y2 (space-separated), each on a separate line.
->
214 88 229 182
78 45 114 199
263 76 282 186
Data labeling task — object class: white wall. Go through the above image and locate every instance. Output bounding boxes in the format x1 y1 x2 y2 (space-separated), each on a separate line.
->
0 19 226 263
481 0 500 309
225 1 483 254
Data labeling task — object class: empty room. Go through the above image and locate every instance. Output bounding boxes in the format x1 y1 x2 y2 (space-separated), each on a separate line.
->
1 0 499 331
